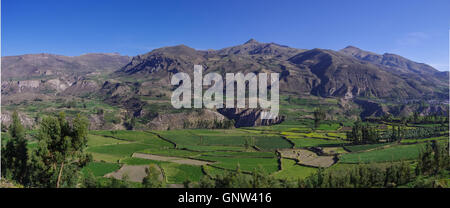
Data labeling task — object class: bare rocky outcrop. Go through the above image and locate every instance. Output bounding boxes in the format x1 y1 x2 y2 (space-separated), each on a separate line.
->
2 80 42 95
354 99 389 118
1 111 36 129
355 98 449 118
46 79 70 92
147 109 227 130
63 79 99 96
217 108 285 127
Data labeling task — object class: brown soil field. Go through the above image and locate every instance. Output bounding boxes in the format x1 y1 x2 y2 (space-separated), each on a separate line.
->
322 147 348 155
105 164 163 182
339 126 352 131
279 149 335 168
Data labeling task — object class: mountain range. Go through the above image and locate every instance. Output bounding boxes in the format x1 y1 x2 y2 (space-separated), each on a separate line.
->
1 39 448 129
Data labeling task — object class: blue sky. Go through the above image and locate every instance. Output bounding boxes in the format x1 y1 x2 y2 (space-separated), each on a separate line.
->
2 0 449 70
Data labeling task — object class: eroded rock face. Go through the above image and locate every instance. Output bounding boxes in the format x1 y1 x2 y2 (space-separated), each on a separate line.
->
217 108 285 127
418 105 449 116
2 77 80 96
63 79 99 96
18 80 40 91
1 111 36 129
46 79 70 92
2 80 41 95
354 99 389 118
147 109 227 130
355 99 449 119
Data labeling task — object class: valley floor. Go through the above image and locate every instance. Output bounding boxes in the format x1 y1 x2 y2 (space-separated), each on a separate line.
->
77 121 449 187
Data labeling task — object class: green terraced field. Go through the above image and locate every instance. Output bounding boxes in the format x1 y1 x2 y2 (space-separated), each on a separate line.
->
78 119 448 186
181 145 247 152
87 134 129 147
139 148 202 158
199 156 279 173
87 143 153 158
201 151 276 158
91 130 174 148
254 136 293 150
82 162 121 177
121 157 168 166
317 123 341 131
339 143 427 163
156 129 291 150
159 163 204 184
116 156 204 184
344 143 391 152
203 165 234 177
273 159 317 180
287 137 349 148
400 136 448 144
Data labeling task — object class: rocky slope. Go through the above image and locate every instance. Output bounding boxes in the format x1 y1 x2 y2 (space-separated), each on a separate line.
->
115 40 448 100
2 53 130 81
340 46 448 99
1 40 448 129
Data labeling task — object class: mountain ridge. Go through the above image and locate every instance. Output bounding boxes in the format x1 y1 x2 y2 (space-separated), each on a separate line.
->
1 39 448 130
2 39 448 101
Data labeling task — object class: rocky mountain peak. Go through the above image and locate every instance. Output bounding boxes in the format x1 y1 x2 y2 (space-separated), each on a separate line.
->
244 38 259 44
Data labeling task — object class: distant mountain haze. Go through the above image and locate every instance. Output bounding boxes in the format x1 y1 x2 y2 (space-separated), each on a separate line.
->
1 53 131 81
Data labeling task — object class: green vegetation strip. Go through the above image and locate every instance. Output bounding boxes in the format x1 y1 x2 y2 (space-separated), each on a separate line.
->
273 159 317 180
288 137 348 148
199 156 279 174
82 162 121 177
339 143 426 163
344 143 390 152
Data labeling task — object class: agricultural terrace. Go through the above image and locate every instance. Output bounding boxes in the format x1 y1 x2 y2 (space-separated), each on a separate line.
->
79 115 448 186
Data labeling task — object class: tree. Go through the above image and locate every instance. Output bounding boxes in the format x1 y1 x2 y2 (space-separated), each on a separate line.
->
347 122 378 144
96 108 104 115
251 167 279 188
183 179 191 188
244 138 250 150
29 112 92 188
197 176 215 188
81 170 98 188
142 164 164 188
313 108 326 130
416 142 434 176
124 114 136 130
1 111 29 185
108 176 131 188
413 112 419 123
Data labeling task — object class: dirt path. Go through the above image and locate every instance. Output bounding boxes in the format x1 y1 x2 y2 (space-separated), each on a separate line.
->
132 153 213 166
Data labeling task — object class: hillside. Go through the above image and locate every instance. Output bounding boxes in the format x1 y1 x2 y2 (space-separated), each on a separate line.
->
340 46 449 99
114 40 448 100
2 53 131 81
1 40 448 130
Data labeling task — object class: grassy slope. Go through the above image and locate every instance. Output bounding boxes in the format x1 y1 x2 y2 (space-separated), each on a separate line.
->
273 159 317 180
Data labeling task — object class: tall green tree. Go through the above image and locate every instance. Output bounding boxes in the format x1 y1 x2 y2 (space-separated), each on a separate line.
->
142 164 165 188
313 108 326 130
416 142 434 176
29 112 92 188
1 111 29 185
347 122 378 144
